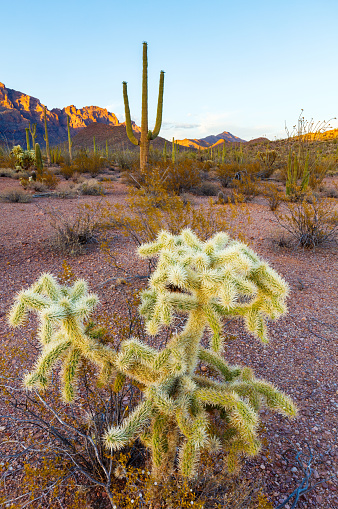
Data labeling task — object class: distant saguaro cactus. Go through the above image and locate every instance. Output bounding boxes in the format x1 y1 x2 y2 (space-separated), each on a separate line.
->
35 143 43 177
67 115 72 162
29 122 37 149
9 229 297 483
123 42 165 170
43 106 50 165
25 128 30 151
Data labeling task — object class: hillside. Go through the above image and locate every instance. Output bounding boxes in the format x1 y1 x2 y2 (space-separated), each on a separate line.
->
71 122 170 151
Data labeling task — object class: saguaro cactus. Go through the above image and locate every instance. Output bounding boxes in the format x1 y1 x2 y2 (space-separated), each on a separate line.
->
9 230 297 482
29 122 37 149
123 42 164 170
35 143 43 177
25 128 30 151
67 115 73 162
43 106 50 165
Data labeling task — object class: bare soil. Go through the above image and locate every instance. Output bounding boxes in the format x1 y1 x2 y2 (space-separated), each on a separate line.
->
0 174 337 508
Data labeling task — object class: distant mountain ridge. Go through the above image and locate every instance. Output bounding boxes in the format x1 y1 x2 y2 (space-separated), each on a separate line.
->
0 82 121 147
176 131 247 150
0 82 257 150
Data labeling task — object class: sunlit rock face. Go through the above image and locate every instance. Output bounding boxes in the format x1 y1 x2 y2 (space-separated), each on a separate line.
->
0 82 120 147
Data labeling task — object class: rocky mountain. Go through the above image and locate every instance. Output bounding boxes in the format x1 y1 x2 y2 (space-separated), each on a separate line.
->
176 131 246 150
0 82 120 147
0 82 251 151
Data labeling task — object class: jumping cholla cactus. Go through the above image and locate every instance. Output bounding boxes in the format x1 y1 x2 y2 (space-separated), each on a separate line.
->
9 229 297 480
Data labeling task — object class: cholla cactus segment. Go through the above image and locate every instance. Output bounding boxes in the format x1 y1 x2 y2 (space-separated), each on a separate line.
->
8 274 116 402
138 229 289 347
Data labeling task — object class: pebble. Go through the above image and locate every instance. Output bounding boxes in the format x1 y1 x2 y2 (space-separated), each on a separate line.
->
291 467 298 473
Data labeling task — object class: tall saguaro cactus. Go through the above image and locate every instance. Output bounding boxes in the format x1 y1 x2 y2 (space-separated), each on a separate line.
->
29 122 37 149
43 106 50 165
123 42 165 170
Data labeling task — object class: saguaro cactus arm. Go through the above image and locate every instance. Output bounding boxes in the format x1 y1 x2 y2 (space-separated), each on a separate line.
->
122 81 139 146
148 70 165 140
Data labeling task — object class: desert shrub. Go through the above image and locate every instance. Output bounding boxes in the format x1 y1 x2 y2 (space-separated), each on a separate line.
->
73 151 106 175
60 163 76 179
261 182 284 211
232 173 259 201
0 188 32 203
113 149 140 170
0 150 16 169
76 178 106 195
45 203 104 254
190 180 219 196
274 194 338 247
20 178 48 192
257 149 278 178
216 162 240 187
0 168 16 177
41 169 60 189
103 189 250 249
123 161 203 196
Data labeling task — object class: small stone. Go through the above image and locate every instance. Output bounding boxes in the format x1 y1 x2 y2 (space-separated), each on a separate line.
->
291 467 298 473
260 464 266 469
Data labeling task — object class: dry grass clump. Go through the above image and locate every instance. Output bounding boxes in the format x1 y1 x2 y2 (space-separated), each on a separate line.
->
274 194 338 248
261 182 285 211
0 188 32 203
76 178 106 196
45 203 104 254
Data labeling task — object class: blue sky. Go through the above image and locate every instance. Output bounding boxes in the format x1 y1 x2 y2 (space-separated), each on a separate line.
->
2 0 338 141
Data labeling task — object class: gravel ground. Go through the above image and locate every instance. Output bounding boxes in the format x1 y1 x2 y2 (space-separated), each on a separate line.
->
0 174 337 508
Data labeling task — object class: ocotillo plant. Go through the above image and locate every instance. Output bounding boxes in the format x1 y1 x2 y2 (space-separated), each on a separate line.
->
67 115 73 162
9 230 297 482
123 42 164 170
29 122 37 149
35 143 43 177
25 127 30 151
43 106 50 165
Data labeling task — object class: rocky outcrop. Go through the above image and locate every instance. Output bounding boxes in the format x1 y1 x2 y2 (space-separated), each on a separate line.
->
0 82 120 147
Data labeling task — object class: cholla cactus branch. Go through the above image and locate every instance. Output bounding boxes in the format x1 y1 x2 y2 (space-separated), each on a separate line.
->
9 274 116 402
10 230 297 481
